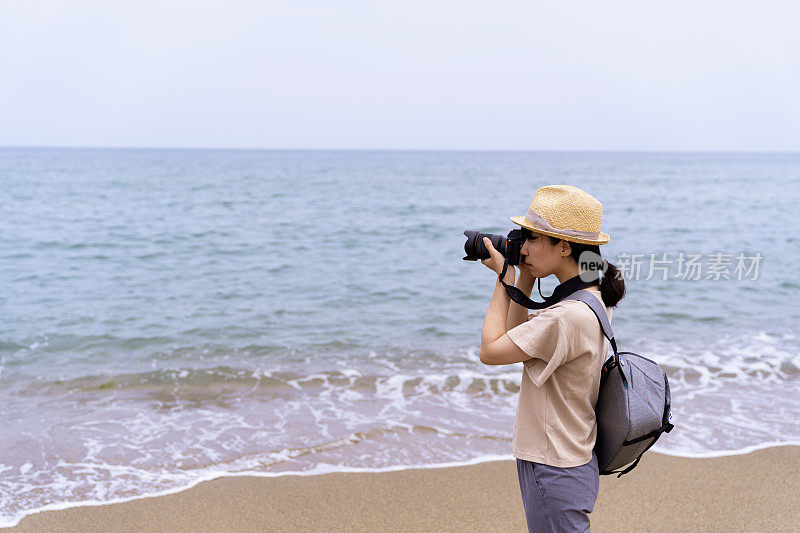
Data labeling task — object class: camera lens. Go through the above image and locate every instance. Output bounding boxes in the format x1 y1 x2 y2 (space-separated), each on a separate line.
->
462 230 507 261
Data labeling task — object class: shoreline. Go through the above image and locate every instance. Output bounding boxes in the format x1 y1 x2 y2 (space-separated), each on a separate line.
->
3 441 800 528
7 445 800 532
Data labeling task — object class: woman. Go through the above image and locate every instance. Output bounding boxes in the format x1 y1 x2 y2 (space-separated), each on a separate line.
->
478 185 626 533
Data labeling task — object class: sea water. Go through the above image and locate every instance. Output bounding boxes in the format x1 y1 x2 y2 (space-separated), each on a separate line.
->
1 148 798 526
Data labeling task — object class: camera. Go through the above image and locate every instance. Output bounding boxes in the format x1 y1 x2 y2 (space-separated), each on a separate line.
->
462 229 526 265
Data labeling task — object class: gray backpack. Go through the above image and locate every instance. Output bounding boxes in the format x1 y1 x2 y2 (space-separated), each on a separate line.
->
564 290 675 477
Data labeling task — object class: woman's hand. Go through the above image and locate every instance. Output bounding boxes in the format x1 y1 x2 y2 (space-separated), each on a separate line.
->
481 237 515 284
517 262 534 283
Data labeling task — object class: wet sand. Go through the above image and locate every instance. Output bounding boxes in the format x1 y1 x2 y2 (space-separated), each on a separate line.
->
9 446 800 532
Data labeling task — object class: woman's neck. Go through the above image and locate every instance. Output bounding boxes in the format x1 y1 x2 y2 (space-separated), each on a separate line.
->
554 264 581 284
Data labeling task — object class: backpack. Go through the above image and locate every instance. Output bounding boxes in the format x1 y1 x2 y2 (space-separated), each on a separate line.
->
564 289 675 477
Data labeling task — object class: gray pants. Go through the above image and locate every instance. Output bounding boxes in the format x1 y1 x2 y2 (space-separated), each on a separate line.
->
516 451 600 532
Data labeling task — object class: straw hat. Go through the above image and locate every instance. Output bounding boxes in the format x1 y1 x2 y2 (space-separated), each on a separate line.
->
510 185 610 245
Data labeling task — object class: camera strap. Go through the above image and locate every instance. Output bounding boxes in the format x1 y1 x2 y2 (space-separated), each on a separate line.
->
498 258 602 310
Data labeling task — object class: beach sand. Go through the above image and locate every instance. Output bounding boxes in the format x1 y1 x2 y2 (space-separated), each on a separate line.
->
9 446 799 532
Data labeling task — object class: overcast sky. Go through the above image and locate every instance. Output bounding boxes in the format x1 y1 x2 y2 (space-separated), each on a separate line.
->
1 1 799 151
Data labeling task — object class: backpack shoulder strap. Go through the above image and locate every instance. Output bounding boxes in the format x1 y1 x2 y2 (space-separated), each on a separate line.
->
562 290 624 389
562 289 615 345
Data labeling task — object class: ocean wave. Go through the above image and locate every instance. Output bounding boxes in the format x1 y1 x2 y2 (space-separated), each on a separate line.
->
642 330 800 385
14 365 523 402
5 328 797 400
6 328 795 390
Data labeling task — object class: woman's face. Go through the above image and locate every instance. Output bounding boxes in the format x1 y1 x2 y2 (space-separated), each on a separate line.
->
519 231 570 278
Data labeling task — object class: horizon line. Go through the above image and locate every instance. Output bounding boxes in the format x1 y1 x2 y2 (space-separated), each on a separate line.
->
1 144 799 154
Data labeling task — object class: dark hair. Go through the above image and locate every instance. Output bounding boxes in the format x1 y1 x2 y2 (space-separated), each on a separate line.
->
546 236 626 308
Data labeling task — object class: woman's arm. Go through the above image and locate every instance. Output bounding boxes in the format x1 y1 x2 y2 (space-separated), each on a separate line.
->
507 270 535 331
480 271 515 363
477 237 533 365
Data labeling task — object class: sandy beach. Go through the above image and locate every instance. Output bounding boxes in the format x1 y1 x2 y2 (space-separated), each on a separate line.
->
7 446 799 532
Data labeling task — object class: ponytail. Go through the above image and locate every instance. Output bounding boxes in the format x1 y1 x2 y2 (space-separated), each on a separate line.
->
599 261 626 308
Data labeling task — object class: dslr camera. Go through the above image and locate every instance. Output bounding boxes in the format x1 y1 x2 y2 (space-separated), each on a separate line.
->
462 228 536 266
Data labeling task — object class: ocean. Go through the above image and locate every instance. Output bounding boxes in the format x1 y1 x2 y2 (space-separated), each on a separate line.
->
1 147 798 526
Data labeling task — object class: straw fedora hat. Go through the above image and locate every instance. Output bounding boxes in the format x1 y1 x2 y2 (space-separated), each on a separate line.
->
510 185 610 245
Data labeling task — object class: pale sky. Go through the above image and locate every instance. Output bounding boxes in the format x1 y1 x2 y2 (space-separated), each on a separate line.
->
1 1 799 151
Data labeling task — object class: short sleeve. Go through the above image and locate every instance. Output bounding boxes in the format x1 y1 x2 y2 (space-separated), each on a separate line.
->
525 309 545 321
507 311 570 387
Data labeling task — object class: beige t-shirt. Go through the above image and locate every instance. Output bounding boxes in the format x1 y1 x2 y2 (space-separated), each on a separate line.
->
506 286 612 467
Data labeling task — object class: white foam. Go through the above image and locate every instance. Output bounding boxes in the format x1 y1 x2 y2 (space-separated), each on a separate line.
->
641 330 800 386
652 440 800 458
